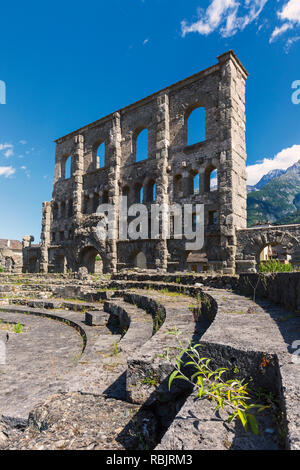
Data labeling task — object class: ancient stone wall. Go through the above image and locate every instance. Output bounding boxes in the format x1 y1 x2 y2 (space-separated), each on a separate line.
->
28 51 249 274
236 225 300 273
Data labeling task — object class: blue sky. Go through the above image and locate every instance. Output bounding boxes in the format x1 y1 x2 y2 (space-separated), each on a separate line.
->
0 0 299 241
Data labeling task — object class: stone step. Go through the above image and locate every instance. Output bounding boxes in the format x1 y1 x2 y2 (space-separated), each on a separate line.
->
104 299 153 355
85 311 110 326
9 297 103 312
121 290 211 405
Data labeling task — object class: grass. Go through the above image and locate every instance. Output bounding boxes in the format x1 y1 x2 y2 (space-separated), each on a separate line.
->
0 319 24 332
141 370 160 388
223 310 245 315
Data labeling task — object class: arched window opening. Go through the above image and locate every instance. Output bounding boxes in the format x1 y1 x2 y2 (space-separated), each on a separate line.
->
205 166 218 192
134 184 143 204
60 201 66 218
79 246 103 274
192 213 201 232
83 195 89 214
65 156 72 179
133 252 147 269
187 107 205 146
122 186 129 196
193 174 200 195
102 190 109 204
209 168 218 192
174 175 183 199
209 210 218 226
139 186 143 204
122 186 130 205
96 142 105 169
145 180 156 202
53 202 58 220
93 192 100 213
68 199 73 217
136 129 148 162
152 183 156 202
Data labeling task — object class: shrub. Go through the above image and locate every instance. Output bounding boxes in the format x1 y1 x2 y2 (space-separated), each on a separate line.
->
258 260 293 273
161 327 268 434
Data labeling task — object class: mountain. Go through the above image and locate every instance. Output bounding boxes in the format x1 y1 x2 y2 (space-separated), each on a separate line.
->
247 160 300 227
247 168 286 193
276 210 300 225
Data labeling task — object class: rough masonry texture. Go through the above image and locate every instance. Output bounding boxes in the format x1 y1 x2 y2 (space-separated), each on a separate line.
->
21 50 300 274
22 51 248 274
0 240 22 274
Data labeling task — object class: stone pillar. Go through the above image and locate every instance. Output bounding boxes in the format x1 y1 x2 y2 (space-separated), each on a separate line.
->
199 167 205 195
106 112 122 273
72 135 84 223
155 93 170 271
65 200 69 218
22 235 34 273
217 51 248 274
57 201 62 219
40 202 51 273
88 193 94 214
182 170 191 197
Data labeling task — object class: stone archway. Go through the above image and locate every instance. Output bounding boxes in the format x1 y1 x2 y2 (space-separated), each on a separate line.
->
133 252 147 269
29 256 39 273
79 246 103 274
253 231 299 267
236 227 300 273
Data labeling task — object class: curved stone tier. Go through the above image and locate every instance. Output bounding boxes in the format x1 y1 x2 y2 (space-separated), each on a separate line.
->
0 274 299 450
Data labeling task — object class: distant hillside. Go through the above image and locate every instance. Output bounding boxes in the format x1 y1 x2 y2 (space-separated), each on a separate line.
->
276 210 300 225
247 160 300 227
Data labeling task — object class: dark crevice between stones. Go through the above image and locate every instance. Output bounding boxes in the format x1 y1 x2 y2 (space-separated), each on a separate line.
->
1 415 28 430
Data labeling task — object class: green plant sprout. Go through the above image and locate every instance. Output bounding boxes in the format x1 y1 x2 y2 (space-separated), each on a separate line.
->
161 327 268 435
13 322 23 333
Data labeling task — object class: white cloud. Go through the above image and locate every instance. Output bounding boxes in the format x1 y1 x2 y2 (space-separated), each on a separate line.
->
0 143 14 158
0 166 15 178
19 140 27 145
270 22 293 42
3 148 14 158
279 0 300 24
181 0 268 38
247 144 300 186
270 0 300 44
0 143 13 151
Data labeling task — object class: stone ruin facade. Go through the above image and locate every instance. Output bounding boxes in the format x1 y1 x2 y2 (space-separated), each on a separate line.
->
0 239 22 273
22 49 300 274
23 50 250 274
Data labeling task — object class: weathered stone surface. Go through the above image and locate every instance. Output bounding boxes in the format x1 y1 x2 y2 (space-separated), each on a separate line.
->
156 393 281 450
0 272 299 450
1 392 157 450
23 51 249 275
85 311 109 326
